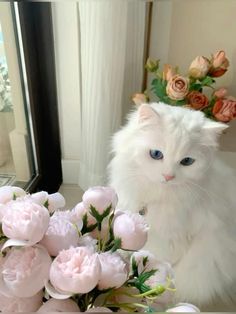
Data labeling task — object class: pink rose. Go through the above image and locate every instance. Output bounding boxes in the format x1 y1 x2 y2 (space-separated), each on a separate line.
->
132 93 148 107
98 252 128 290
82 186 118 215
0 245 51 297
163 64 176 81
49 246 101 294
0 186 25 205
213 87 227 99
189 56 210 79
38 298 80 312
166 75 189 100
210 50 229 77
166 303 200 312
213 98 236 122
2 199 50 245
186 91 209 110
40 211 82 256
0 290 43 312
113 212 148 250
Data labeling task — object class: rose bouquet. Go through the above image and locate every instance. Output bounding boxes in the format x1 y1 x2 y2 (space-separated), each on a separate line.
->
0 185 199 312
133 50 236 123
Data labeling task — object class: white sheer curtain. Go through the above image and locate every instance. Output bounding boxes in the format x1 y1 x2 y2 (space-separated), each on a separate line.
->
77 1 146 190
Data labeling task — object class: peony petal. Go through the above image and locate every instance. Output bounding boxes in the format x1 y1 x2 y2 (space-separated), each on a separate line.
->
1 239 31 251
45 280 72 300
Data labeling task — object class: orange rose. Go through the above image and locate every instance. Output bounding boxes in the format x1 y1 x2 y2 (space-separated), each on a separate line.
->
186 91 209 110
166 75 189 100
213 98 236 122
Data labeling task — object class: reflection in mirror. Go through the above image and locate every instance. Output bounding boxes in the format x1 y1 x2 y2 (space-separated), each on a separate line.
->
0 3 35 188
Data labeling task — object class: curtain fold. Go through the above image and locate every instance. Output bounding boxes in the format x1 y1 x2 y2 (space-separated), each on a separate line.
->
77 1 146 190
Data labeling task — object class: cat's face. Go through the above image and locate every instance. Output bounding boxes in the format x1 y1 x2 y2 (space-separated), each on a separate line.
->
130 103 227 186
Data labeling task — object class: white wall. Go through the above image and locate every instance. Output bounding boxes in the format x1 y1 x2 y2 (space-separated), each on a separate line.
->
52 3 81 183
149 0 236 154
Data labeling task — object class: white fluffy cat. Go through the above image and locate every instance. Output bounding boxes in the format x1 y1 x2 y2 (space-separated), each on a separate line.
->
108 102 236 309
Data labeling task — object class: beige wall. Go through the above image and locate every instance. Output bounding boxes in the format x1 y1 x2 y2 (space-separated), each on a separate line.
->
149 0 236 152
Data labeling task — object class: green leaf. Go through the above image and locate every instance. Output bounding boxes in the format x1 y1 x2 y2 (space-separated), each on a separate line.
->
139 269 157 284
200 76 215 86
43 199 49 209
81 214 97 234
12 193 17 201
111 238 122 252
101 204 112 220
143 256 149 268
151 78 167 100
189 83 202 92
131 257 139 277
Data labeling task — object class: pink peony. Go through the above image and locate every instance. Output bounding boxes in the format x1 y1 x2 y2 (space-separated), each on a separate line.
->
86 307 112 312
166 75 189 100
0 186 26 205
166 303 200 312
49 246 101 294
0 245 51 297
213 98 236 122
98 252 128 290
2 199 50 245
113 212 148 250
210 50 229 77
47 192 66 213
82 186 118 215
189 56 210 79
0 290 43 312
40 212 81 256
38 298 80 312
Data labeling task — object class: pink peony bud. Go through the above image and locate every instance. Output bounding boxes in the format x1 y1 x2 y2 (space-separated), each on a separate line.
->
38 298 80 312
145 261 174 288
166 303 200 312
72 202 96 226
131 250 158 273
98 252 128 290
0 290 43 312
0 186 26 205
30 191 48 206
2 199 50 245
82 186 118 215
40 212 81 256
214 87 227 99
49 246 101 294
47 192 66 213
113 212 148 250
0 245 51 297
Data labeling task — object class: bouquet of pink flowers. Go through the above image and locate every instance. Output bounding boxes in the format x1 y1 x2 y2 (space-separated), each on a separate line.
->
133 50 236 123
0 186 199 312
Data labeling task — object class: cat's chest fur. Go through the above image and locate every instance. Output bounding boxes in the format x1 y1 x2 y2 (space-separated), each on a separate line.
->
133 190 206 265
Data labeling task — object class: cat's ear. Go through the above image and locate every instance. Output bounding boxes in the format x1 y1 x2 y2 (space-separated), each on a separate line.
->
203 119 229 145
138 104 160 124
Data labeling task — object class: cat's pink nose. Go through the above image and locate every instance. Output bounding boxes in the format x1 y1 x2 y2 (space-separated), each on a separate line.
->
163 174 175 181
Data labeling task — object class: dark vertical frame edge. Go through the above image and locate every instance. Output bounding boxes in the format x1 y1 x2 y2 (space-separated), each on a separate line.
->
17 2 62 193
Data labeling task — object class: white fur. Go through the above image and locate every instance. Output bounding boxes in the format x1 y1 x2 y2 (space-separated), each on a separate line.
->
108 102 236 308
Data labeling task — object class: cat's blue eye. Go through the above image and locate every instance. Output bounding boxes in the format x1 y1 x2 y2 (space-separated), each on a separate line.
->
149 149 164 160
180 157 195 166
